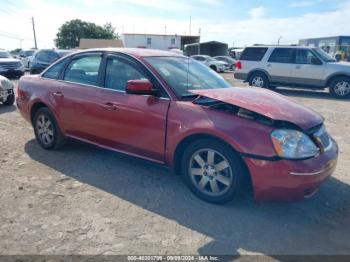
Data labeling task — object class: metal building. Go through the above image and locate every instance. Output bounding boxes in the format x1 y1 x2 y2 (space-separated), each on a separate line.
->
299 36 350 58
184 41 228 57
122 33 200 51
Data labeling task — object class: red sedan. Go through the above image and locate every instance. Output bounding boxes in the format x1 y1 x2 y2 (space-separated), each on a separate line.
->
17 48 338 203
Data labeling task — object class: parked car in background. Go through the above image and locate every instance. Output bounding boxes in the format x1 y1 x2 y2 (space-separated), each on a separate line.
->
235 45 350 98
0 75 15 105
229 48 244 59
214 56 237 71
17 48 338 204
0 50 25 79
30 49 74 75
191 55 227 72
19 49 36 70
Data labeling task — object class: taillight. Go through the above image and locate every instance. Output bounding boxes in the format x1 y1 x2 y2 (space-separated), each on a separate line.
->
235 60 242 70
17 84 25 100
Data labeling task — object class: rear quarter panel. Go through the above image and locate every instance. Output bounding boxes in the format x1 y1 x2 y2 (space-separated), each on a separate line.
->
17 76 62 128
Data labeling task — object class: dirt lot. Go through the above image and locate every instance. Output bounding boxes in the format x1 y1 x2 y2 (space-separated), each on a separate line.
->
0 74 350 256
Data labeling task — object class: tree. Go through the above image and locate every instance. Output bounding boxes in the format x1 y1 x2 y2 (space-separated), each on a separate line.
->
55 19 119 49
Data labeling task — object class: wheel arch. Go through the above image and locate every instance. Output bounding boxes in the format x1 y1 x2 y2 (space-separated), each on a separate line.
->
247 69 270 81
210 65 217 71
30 101 49 125
172 133 251 184
326 73 350 87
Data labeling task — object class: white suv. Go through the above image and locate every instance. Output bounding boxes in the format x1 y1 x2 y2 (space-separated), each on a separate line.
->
234 46 350 98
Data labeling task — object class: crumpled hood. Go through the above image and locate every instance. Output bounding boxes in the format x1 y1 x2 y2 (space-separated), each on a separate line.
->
190 87 323 130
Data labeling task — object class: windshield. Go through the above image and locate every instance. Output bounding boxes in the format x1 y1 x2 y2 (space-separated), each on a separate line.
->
58 50 73 58
313 48 336 62
145 56 231 98
0 51 11 58
25 50 35 56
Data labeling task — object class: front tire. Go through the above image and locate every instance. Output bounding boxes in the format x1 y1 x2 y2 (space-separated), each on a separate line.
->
210 65 217 72
329 77 350 98
33 107 66 150
249 73 269 88
181 139 246 204
3 93 15 106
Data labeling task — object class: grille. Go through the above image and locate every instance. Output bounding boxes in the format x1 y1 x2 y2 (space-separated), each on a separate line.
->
0 62 21 69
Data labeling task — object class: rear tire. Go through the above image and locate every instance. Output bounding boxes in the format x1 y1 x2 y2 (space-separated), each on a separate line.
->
249 72 269 88
33 107 66 150
3 93 15 106
181 139 247 204
329 77 350 98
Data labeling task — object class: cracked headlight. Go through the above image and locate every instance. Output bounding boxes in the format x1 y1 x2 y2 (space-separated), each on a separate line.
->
271 129 319 159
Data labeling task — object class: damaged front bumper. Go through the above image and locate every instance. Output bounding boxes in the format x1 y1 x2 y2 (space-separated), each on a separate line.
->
243 138 338 202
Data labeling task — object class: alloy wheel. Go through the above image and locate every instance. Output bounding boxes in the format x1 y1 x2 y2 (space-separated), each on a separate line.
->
334 81 350 96
36 114 54 145
251 76 264 87
188 149 233 197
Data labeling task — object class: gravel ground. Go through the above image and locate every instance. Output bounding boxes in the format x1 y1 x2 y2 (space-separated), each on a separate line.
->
0 73 349 256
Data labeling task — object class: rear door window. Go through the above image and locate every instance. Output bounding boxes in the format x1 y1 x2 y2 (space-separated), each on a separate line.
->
268 48 296 63
240 47 268 61
64 55 102 85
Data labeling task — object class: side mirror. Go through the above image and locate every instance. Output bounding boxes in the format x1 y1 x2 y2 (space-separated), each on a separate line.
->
311 57 322 65
126 79 157 95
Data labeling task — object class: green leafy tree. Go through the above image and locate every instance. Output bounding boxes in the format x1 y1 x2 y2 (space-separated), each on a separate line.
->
55 19 119 49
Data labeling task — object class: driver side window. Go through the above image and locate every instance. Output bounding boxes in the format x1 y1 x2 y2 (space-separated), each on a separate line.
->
296 50 318 64
104 57 148 91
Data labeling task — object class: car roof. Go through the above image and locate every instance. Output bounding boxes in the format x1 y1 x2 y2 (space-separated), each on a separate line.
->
74 48 185 58
247 45 315 49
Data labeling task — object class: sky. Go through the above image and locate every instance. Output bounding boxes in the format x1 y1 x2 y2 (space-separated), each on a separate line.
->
1 0 350 50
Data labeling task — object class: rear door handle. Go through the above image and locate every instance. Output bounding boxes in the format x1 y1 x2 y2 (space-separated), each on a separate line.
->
267 64 272 67
296 65 302 69
102 102 118 111
52 91 64 97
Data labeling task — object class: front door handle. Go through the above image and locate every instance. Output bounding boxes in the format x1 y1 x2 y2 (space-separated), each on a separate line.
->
296 65 302 69
52 91 64 97
267 64 272 67
102 102 118 111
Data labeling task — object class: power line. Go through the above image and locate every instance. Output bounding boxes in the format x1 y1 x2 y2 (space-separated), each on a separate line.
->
0 30 33 40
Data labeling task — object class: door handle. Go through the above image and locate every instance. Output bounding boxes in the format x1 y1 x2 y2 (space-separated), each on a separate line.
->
267 64 272 67
296 65 302 69
52 91 64 97
102 102 118 111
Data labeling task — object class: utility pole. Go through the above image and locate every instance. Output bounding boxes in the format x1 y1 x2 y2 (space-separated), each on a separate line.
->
277 36 282 46
198 28 201 55
31 17 37 49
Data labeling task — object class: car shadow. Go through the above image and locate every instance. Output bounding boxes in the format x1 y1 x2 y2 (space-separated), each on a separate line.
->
274 87 350 102
0 104 16 113
24 139 350 256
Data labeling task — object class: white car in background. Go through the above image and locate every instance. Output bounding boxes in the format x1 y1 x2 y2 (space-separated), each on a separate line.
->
191 55 227 72
19 49 36 70
0 75 15 106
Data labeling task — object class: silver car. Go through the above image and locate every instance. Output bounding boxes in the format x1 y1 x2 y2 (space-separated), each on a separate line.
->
0 75 15 106
234 45 350 98
191 55 227 72
19 50 35 70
